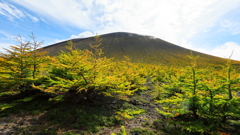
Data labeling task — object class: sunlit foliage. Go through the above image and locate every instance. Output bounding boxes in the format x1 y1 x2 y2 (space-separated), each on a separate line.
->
0 34 239 134
0 34 48 91
32 36 147 101
155 52 240 133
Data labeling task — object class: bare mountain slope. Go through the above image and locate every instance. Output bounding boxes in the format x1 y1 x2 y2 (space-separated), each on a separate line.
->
42 32 237 66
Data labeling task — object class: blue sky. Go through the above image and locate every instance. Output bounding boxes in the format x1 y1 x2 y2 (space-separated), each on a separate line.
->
1 0 240 60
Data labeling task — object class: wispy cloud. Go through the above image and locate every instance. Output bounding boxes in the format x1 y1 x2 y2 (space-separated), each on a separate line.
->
0 31 30 46
8 0 240 61
0 1 39 22
10 0 95 29
11 0 240 45
24 11 39 23
219 20 240 35
0 30 14 39
0 1 25 21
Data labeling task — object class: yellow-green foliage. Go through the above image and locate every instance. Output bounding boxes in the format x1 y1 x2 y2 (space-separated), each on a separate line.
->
116 108 145 120
155 53 240 133
48 95 64 102
0 103 17 111
0 35 32 88
0 34 48 91
111 126 128 135
120 126 128 135
1 34 239 134
34 36 147 100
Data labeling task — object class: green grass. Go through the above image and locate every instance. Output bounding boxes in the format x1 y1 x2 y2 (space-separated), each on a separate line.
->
0 102 17 111
17 96 34 102
0 91 19 97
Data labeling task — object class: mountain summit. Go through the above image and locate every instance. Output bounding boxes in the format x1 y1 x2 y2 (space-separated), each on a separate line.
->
42 32 231 66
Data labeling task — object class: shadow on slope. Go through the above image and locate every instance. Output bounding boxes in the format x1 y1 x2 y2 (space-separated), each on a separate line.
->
0 91 124 134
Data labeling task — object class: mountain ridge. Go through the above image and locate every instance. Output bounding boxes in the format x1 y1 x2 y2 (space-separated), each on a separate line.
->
41 32 239 66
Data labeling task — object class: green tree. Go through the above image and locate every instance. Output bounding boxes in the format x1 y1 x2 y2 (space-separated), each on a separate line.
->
28 32 48 79
35 36 142 101
0 35 32 90
155 52 240 133
0 33 48 91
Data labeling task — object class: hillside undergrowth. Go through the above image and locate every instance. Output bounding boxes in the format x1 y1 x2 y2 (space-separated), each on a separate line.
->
0 34 240 134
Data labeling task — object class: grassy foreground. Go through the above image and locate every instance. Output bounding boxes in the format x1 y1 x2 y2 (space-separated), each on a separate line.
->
0 85 240 135
0 35 240 134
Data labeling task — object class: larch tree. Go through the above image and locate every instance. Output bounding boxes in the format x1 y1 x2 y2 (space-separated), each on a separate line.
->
0 35 32 89
28 32 48 79
0 33 48 91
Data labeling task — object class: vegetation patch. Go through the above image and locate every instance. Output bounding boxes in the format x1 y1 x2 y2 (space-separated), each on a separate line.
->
130 127 155 135
0 34 239 134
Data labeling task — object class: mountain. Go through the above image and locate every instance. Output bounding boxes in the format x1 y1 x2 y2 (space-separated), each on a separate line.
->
42 32 238 67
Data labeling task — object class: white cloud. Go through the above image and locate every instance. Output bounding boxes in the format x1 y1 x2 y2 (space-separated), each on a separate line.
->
0 1 39 22
180 39 193 49
193 42 240 61
10 0 95 29
9 0 240 60
11 0 240 45
210 42 240 60
0 43 14 52
54 38 67 43
70 31 94 39
53 31 95 44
